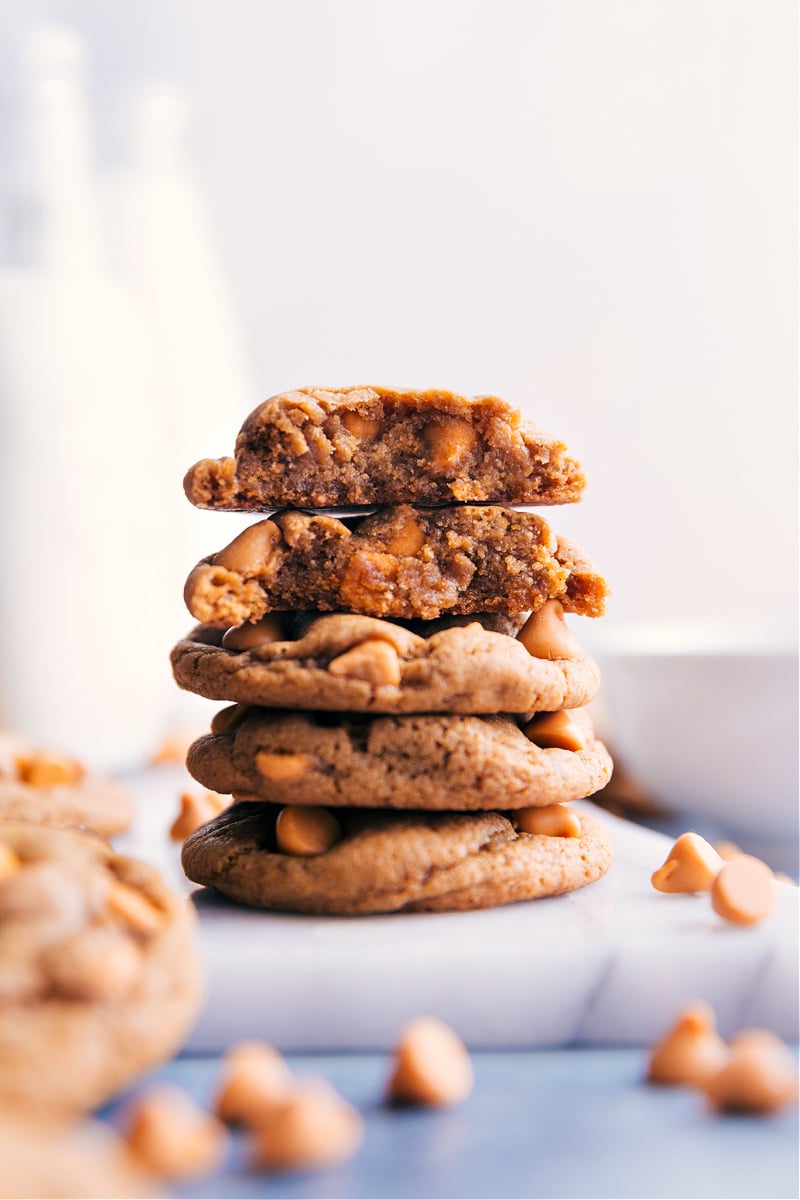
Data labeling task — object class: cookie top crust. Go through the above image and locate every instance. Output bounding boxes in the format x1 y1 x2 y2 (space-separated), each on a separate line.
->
184 505 608 624
0 821 201 1116
0 733 132 837
181 801 613 915
186 707 613 811
183 386 586 509
171 613 602 715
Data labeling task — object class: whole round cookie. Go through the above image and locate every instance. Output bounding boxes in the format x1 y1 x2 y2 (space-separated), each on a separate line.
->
181 801 613 915
0 733 132 836
187 707 612 811
0 821 202 1116
171 612 601 715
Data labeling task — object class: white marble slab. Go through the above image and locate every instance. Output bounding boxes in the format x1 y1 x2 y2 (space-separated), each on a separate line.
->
119 767 798 1053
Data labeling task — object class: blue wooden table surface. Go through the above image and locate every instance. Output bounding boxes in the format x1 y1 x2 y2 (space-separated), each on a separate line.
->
103 1050 799 1200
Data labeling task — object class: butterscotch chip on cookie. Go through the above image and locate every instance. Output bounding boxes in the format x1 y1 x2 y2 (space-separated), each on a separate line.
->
0 733 132 837
181 801 613 915
184 506 607 624
183 386 585 509
172 613 601 715
186 707 612 811
0 821 202 1117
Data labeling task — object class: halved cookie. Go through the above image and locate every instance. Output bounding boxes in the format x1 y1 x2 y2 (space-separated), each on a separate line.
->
181 801 613 916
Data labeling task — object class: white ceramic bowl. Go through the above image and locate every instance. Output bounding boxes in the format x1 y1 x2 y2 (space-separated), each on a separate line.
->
593 621 798 845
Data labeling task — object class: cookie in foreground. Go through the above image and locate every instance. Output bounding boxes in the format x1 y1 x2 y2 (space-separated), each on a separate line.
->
181 801 613 915
183 385 585 509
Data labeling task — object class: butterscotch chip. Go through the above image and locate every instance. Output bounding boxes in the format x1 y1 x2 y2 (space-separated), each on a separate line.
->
515 804 581 838
0 841 20 880
704 1043 798 1114
125 1086 229 1179
172 613 602 716
108 880 166 936
182 802 613 915
276 806 343 856
710 857 776 925
647 1002 729 1087
183 506 607 624
170 792 228 842
185 707 612 812
651 832 724 894
249 1080 363 1172
517 600 580 661
522 710 587 751
715 840 744 861
150 728 199 765
212 520 282 573
183 386 585 509
222 614 286 651
216 1042 293 1125
388 1017 474 1107
328 639 402 686
255 752 311 783
17 752 85 788
44 928 142 1000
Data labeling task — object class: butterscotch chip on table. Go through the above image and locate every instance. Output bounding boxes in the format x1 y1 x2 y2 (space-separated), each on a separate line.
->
646 1002 729 1087
181 801 613 915
651 832 724 894
183 505 608 624
387 1017 474 1107
249 1079 364 1173
0 732 132 837
703 1039 798 1114
172 612 602 716
183 385 586 509
0 821 202 1116
216 1041 293 1125
169 791 229 842
710 856 776 925
124 1085 229 1179
185 706 612 812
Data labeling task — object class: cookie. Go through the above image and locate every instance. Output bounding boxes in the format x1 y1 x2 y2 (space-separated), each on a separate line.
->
186 707 613 811
184 505 607 625
183 386 585 509
171 614 601 715
181 801 613 915
0 821 202 1116
0 733 132 837
0 1115 158 1199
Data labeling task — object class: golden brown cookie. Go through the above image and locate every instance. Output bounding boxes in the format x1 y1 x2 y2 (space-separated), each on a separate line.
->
171 614 601 715
184 506 607 625
186 707 612 811
0 821 202 1117
0 733 131 837
181 801 613 915
183 386 585 509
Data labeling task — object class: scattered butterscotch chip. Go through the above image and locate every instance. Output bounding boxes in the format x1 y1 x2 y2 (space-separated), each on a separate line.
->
170 792 228 842
222 614 286 651
249 1079 363 1172
255 752 312 783
125 1086 229 1179
275 806 343 857
150 730 198 766
517 600 580 661
710 857 776 926
651 832 724 894
522 710 587 752
715 840 744 862
704 1041 798 1114
387 1016 474 1107
216 1042 293 1125
647 1002 729 1087
0 841 20 880
515 804 581 838
108 880 165 936
328 639 402 687
17 752 84 788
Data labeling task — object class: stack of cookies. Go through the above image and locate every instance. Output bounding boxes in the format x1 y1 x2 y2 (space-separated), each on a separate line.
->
172 386 614 915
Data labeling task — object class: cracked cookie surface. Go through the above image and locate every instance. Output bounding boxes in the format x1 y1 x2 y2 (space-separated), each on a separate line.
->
0 821 201 1117
184 505 607 624
171 614 601 715
183 386 585 509
182 801 612 915
186 707 612 811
